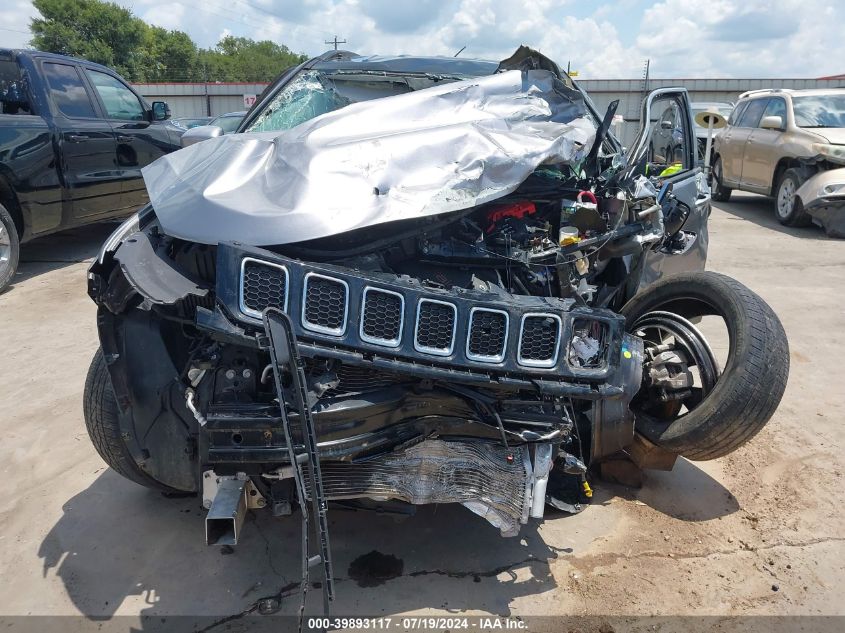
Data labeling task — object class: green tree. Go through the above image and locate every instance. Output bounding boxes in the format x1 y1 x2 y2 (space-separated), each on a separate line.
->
30 0 306 83
199 36 306 82
138 27 200 82
30 0 144 79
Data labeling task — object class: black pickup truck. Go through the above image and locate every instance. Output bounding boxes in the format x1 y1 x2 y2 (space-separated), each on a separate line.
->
0 49 182 292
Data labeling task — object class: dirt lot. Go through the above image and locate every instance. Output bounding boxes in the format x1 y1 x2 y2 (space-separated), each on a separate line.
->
0 193 843 628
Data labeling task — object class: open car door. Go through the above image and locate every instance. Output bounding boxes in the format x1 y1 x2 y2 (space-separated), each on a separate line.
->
626 88 711 291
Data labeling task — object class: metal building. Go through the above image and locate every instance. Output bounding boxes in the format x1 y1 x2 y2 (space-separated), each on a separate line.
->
132 82 270 118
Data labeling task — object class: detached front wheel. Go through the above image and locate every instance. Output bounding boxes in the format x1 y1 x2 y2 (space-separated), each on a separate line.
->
621 272 789 460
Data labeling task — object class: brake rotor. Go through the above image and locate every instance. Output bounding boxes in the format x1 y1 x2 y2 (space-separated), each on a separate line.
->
631 310 721 420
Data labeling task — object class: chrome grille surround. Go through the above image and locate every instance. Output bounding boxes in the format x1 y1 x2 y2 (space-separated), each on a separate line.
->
301 272 349 336
359 286 405 348
517 313 562 368
466 307 509 363
239 257 288 319
414 298 458 356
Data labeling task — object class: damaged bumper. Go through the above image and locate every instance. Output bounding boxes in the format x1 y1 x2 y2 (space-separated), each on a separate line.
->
797 168 845 237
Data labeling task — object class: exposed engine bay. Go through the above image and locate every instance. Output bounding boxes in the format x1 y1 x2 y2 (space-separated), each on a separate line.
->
84 47 789 616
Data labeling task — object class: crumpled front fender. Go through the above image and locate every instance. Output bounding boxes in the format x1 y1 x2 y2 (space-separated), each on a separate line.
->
796 167 845 237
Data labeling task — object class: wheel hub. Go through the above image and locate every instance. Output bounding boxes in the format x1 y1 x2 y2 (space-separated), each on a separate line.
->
0 223 10 264
777 179 795 217
633 311 720 421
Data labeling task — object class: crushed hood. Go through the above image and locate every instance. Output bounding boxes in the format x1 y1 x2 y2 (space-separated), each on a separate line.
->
142 67 596 246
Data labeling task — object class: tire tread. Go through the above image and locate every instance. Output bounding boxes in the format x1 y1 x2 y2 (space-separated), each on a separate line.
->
622 272 789 460
83 350 178 492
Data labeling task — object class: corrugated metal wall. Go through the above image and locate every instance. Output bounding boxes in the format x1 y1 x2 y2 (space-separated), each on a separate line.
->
132 82 269 118
134 77 845 145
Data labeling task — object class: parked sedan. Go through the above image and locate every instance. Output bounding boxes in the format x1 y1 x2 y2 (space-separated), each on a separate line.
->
171 116 212 129
209 111 246 133
180 111 246 146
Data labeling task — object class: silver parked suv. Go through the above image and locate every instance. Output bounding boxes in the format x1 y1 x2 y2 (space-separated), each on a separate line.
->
712 88 845 235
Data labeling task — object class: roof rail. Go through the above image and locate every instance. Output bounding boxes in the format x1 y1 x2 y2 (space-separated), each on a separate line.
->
738 88 779 99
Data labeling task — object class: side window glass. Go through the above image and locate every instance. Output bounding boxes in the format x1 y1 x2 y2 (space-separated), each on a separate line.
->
648 95 690 171
761 98 786 126
727 102 747 126
43 62 96 118
86 70 145 121
0 60 32 115
737 99 767 128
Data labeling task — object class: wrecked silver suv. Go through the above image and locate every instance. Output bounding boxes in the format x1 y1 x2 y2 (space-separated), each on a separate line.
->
84 48 788 607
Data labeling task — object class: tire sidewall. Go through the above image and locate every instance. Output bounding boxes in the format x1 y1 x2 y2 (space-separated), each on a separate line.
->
713 156 722 183
0 204 20 294
84 349 186 493
712 157 731 201
620 271 782 455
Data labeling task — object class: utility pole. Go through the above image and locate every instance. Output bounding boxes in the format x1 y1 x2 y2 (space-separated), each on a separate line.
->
203 62 211 117
324 36 347 50
638 58 650 125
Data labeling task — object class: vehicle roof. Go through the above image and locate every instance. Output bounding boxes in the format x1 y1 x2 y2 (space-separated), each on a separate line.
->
691 101 734 107
0 48 120 76
311 50 499 77
739 88 845 99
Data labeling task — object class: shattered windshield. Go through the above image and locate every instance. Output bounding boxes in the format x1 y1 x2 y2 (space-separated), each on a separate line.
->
793 95 845 128
245 69 467 133
246 71 352 132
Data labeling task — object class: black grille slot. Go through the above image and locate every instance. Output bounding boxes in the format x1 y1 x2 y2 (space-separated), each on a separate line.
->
468 309 507 361
332 364 405 395
303 274 347 334
241 259 287 316
519 315 561 366
361 288 403 345
415 300 456 354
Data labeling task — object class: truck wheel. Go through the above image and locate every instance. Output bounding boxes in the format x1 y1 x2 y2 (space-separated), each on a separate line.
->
0 204 20 294
775 168 812 227
711 157 732 202
621 272 789 460
83 349 181 493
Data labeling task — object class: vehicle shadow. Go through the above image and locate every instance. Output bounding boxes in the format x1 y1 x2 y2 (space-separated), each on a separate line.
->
591 457 741 521
715 194 830 240
38 471 560 626
11 222 118 286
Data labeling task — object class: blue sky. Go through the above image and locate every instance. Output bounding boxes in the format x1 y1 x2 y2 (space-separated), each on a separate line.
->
2 0 843 78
